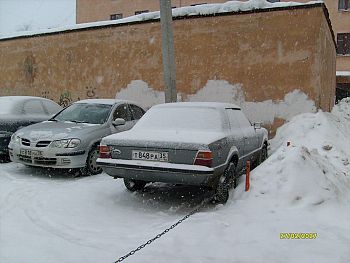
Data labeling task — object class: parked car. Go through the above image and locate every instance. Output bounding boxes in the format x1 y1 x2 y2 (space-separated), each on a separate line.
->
97 102 268 203
0 96 62 161
9 99 145 175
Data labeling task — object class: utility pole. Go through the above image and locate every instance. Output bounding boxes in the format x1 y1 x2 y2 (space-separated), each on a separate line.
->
160 0 177 103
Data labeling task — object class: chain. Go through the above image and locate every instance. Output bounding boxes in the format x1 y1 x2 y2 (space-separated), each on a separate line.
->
114 195 215 263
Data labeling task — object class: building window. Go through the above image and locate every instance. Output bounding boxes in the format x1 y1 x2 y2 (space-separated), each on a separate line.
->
337 33 350 55
339 0 349 11
110 13 123 20
135 10 149 15
336 83 350 104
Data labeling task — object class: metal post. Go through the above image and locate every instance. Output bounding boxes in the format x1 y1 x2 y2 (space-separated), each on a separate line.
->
160 0 177 103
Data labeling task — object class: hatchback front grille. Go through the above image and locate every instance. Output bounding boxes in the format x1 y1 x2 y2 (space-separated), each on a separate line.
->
21 138 30 146
34 157 57 165
36 141 51 148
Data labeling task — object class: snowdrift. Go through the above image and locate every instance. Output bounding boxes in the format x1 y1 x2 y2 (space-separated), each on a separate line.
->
245 98 350 207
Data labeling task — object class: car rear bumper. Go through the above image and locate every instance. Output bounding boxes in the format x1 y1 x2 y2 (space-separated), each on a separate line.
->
97 158 217 186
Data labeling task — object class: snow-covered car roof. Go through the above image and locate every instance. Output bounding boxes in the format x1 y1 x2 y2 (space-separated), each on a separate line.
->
153 102 241 110
74 99 134 105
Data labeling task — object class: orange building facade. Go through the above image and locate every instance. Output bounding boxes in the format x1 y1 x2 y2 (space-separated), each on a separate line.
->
76 0 350 102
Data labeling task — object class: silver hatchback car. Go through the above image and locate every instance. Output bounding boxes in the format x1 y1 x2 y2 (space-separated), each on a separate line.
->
9 99 145 175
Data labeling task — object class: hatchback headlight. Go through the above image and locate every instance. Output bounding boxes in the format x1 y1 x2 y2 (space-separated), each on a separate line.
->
50 139 81 148
11 134 20 144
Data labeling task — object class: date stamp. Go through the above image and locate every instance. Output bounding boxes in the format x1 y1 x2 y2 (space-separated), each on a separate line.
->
280 233 317 239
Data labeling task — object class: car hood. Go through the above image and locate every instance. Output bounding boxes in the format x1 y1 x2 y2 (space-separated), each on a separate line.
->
102 129 226 149
15 121 101 141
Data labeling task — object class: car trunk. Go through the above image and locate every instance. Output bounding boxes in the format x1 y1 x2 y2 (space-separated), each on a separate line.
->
104 129 225 165
109 142 204 165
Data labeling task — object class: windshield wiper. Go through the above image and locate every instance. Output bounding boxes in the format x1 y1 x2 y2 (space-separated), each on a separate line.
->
70 120 89 124
48 118 58 122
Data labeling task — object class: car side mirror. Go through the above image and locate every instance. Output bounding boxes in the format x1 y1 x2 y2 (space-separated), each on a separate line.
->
112 118 126 126
253 122 262 129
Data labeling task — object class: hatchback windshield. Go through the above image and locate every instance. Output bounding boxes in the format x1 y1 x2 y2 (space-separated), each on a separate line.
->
134 106 224 131
52 103 112 124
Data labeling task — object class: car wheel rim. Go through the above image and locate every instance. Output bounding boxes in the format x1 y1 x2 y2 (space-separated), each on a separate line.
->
89 149 102 173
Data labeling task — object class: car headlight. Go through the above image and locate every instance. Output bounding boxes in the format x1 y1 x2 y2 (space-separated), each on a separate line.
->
11 134 21 144
50 139 81 148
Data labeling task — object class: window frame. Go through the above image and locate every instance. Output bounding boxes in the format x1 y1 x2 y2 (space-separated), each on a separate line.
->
337 33 350 56
110 13 123 20
338 0 350 11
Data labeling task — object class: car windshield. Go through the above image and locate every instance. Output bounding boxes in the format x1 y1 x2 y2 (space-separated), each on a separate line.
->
133 106 224 131
52 103 112 124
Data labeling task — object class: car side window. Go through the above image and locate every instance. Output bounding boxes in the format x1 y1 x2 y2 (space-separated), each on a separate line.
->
226 109 240 129
129 104 145 120
235 110 252 127
23 100 46 115
113 104 131 121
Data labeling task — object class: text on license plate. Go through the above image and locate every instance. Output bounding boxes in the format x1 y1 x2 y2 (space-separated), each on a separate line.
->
132 150 168 162
20 149 42 157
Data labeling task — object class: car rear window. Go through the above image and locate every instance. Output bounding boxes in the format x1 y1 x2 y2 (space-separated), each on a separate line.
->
133 106 224 131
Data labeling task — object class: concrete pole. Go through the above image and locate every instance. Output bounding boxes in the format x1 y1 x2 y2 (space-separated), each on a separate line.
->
160 0 177 103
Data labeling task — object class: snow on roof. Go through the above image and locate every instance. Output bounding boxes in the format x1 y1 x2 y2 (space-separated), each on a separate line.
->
0 0 323 41
154 101 241 109
75 99 128 105
336 71 350 77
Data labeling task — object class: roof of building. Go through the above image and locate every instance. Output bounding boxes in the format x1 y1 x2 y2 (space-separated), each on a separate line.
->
154 101 241 109
0 1 327 42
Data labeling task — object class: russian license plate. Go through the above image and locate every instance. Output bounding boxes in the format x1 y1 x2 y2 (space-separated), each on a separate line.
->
132 150 168 162
20 149 42 157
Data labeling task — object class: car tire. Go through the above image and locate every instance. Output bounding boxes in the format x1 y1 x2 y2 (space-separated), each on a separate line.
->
225 161 238 189
259 144 268 164
124 178 147 192
81 146 103 176
213 175 229 204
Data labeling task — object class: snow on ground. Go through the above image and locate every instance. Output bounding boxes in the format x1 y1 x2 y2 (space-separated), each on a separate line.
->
1 99 350 263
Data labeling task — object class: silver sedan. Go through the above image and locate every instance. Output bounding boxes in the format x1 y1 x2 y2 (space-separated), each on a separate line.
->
9 99 145 175
97 102 268 203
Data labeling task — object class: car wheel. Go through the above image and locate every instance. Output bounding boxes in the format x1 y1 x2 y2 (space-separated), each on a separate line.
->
259 145 268 164
225 161 238 189
213 174 229 204
124 178 147 192
81 146 103 176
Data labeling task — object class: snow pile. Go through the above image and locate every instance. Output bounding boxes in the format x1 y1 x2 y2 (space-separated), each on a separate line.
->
0 0 323 40
249 100 350 207
332 97 350 121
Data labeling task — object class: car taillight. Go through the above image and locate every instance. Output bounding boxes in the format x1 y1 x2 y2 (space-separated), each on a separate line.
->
194 150 213 167
99 145 111 159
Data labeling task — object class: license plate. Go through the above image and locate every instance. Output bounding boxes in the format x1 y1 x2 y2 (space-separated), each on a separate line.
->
132 150 168 162
20 149 42 157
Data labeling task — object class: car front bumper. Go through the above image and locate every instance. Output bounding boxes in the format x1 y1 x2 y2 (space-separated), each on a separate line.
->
97 158 219 186
9 143 87 169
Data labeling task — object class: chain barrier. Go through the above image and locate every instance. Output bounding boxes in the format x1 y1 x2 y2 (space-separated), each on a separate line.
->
114 195 215 263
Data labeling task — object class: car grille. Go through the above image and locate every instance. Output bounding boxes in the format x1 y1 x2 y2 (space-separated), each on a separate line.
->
34 157 57 165
18 155 57 165
21 139 51 148
21 138 30 146
36 141 51 147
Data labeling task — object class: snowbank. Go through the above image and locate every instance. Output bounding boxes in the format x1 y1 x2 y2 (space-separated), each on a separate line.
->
0 0 323 40
251 98 350 207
